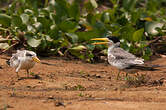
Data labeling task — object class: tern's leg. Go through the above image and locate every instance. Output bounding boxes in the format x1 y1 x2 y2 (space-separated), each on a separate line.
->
26 69 29 77
16 72 19 78
16 64 21 78
116 70 120 80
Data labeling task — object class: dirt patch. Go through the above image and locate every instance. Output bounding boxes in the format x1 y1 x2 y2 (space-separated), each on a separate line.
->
0 55 166 110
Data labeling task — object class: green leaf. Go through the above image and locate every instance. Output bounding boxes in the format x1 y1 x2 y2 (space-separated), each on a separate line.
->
90 0 98 8
66 33 78 43
101 12 110 23
122 0 137 11
27 38 41 47
87 13 96 25
146 0 159 12
86 44 95 51
27 25 36 33
33 22 43 31
70 45 87 51
145 22 164 35
45 35 53 41
59 20 77 32
25 34 41 47
76 30 101 42
11 15 23 27
68 0 80 21
133 28 144 42
0 43 9 49
130 9 141 24
37 17 52 32
54 0 69 24
24 9 34 15
120 25 135 41
84 1 96 12
0 14 11 27
68 45 87 60
49 24 59 39
49 0 56 6
142 47 152 60
20 14 29 24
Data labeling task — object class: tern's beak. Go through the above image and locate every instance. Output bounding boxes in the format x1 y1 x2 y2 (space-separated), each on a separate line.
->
143 17 152 21
32 56 40 63
90 38 109 45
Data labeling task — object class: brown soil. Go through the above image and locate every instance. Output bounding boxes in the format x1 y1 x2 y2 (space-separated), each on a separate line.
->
0 55 166 110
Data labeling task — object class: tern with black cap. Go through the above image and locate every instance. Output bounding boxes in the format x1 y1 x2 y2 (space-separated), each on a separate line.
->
91 36 144 79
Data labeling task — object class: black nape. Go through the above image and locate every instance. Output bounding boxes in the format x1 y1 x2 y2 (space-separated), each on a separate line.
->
26 53 33 57
107 36 120 43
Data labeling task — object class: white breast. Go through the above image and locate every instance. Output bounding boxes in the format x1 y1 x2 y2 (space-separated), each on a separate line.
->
108 55 129 69
19 57 36 70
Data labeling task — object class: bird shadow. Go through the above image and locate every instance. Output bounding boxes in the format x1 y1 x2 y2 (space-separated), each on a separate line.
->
41 62 57 66
18 74 41 80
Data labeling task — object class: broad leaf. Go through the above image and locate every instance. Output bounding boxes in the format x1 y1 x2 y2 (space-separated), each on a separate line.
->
0 43 9 49
54 0 69 24
37 17 52 32
27 25 36 32
68 45 87 60
120 25 136 41
133 28 144 42
11 15 23 27
69 45 87 51
90 0 98 8
145 22 164 35
66 33 78 43
101 12 110 23
123 0 137 11
25 34 41 47
59 20 77 32
20 13 29 24
76 30 101 42
0 14 11 27
33 22 43 31
68 0 80 21
45 35 53 41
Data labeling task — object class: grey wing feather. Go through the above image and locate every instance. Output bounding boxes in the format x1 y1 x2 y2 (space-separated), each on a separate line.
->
16 50 26 57
111 47 136 59
9 50 25 67
9 55 19 67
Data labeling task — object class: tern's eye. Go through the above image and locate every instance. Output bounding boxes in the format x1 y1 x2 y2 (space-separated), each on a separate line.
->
26 53 33 57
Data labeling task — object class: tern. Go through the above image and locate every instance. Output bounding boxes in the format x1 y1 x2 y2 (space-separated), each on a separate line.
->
7 50 40 78
91 36 145 79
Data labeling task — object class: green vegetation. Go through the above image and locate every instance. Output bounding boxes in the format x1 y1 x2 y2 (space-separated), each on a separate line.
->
0 0 166 61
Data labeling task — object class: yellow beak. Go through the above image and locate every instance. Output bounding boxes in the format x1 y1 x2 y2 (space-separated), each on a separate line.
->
91 38 109 45
91 38 109 41
92 42 109 45
32 56 40 63
143 17 152 21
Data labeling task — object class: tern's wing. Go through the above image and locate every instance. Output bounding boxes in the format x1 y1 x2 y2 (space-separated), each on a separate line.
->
110 47 136 59
16 50 26 57
9 50 25 67
9 54 20 67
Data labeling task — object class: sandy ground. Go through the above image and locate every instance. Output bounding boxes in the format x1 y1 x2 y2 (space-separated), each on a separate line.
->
0 55 166 110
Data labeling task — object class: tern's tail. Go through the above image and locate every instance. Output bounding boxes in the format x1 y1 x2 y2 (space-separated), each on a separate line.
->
127 64 162 71
132 58 144 65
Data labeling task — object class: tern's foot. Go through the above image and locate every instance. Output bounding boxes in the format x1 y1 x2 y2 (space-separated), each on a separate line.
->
116 72 120 80
29 72 41 79
16 73 20 79
16 76 22 80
